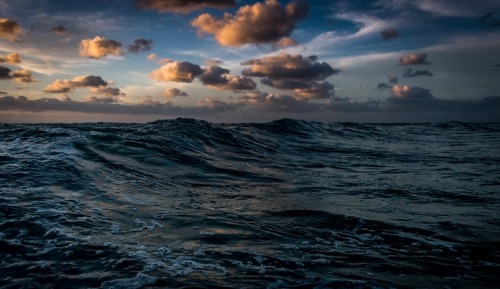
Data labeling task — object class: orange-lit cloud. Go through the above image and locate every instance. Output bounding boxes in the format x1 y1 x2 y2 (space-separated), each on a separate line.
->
0 18 22 42
199 66 256 90
79 36 123 59
136 0 236 14
163 88 188 98
150 61 203 82
242 53 337 99
0 66 36 83
0 52 21 64
12 69 37 83
391 85 433 99
242 53 337 80
399 52 430 65
262 79 334 99
275 37 299 48
147 53 157 60
90 86 124 97
44 75 108 93
191 0 308 47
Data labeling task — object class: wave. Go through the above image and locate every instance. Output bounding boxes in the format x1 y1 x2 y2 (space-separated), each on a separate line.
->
1 118 499 288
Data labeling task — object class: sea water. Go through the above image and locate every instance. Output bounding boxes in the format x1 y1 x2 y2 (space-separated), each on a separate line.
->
1 119 499 288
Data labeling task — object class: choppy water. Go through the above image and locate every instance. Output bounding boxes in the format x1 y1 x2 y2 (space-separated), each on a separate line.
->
1 119 499 288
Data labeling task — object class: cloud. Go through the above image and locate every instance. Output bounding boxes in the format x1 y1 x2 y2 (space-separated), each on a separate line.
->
0 66 11 79
150 61 203 82
403 68 434 77
261 79 334 99
191 0 308 47
128 38 153 53
52 25 66 35
44 75 108 93
242 53 338 80
237 91 319 112
199 65 256 90
197 97 240 112
12 69 37 83
136 0 236 14
0 18 22 42
0 91 7 95
377 75 398 90
0 66 36 83
79 36 123 59
89 86 124 96
0 52 21 64
241 53 337 99
147 53 157 60
399 52 430 65
163 88 188 98
381 28 399 40
275 37 299 48
391 85 433 100
85 95 118 103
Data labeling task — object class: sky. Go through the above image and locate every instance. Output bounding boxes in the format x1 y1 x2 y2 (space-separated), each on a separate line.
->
1 0 499 123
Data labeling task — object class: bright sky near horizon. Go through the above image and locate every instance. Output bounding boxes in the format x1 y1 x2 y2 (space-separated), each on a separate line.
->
1 0 499 122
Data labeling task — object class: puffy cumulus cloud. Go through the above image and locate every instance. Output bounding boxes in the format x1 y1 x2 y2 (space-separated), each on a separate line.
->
191 0 308 47
0 66 12 79
0 66 36 83
381 28 399 40
12 69 37 83
399 52 430 65
44 75 108 93
403 68 433 77
79 36 124 59
391 85 433 99
0 18 22 42
0 52 21 64
242 53 338 80
52 25 66 35
163 88 188 98
136 0 236 14
128 38 153 53
199 66 256 90
242 53 337 99
150 61 203 82
261 79 334 99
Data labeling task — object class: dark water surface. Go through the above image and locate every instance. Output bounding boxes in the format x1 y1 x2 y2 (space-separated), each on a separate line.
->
1 119 499 288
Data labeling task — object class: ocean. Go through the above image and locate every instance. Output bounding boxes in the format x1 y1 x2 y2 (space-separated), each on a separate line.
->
0 118 499 288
